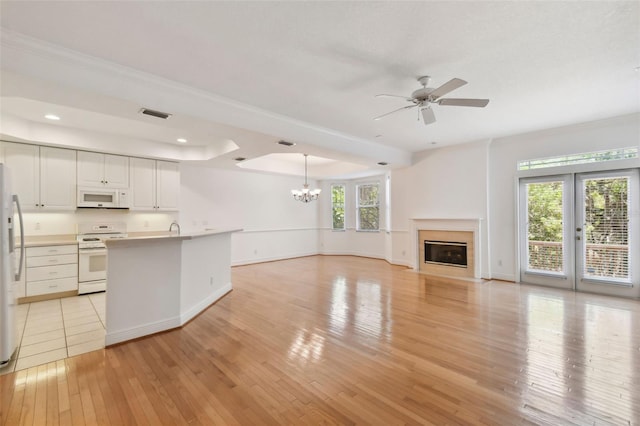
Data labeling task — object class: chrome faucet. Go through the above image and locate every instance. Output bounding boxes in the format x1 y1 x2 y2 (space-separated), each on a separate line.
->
169 220 180 235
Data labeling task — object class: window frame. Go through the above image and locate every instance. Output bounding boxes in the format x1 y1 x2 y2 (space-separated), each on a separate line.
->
356 182 380 232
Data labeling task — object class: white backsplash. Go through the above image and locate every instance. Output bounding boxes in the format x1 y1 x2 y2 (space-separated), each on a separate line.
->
20 210 179 236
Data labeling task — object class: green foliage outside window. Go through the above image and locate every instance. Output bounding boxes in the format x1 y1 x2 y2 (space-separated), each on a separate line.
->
357 184 379 231
331 185 345 230
527 182 564 242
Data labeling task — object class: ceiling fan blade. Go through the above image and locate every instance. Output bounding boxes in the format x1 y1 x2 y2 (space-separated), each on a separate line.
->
421 107 436 125
428 78 467 100
373 105 417 120
438 98 490 107
375 94 414 101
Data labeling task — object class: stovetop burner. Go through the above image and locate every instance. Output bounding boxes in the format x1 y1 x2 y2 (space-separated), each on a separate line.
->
77 222 128 249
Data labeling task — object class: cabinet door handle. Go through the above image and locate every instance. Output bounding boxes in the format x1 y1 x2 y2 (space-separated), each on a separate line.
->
48 284 58 288
49 259 58 263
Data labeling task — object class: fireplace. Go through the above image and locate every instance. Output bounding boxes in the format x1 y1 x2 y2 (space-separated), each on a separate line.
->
413 219 480 279
424 240 468 268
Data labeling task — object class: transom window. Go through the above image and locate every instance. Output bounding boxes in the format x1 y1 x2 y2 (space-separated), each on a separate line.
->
518 147 638 171
356 183 379 231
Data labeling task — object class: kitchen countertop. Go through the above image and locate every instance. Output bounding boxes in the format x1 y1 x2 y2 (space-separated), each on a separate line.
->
106 228 243 246
17 234 78 248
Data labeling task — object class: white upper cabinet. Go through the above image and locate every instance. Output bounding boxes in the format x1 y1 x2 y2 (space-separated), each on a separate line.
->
0 142 39 209
0 142 76 211
39 147 77 210
129 157 156 210
130 158 179 211
77 151 129 188
156 161 180 211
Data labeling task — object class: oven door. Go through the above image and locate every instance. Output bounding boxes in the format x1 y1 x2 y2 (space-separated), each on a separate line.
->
79 248 107 283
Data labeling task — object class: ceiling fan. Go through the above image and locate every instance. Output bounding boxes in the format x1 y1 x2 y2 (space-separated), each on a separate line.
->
374 76 489 125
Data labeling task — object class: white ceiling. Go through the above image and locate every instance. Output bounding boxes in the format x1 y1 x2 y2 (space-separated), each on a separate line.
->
0 1 638 177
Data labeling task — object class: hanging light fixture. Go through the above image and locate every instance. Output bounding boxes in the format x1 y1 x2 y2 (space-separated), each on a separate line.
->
291 154 321 203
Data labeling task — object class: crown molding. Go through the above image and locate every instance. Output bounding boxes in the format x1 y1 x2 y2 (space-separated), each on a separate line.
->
0 28 412 167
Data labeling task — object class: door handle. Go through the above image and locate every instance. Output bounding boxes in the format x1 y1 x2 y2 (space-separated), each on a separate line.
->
576 236 581 240
576 227 582 232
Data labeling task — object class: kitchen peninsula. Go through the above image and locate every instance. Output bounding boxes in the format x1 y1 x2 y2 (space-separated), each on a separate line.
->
104 228 241 345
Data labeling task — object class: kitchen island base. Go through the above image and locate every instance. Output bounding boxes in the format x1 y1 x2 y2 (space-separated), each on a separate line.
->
105 228 241 346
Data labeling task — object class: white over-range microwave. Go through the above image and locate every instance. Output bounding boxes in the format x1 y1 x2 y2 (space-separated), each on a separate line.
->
77 187 130 209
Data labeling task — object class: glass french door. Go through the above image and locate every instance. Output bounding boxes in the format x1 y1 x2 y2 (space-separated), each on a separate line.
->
519 169 639 297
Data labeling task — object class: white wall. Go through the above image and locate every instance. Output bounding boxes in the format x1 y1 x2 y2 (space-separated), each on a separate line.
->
489 113 640 281
180 163 319 265
388 140 491 276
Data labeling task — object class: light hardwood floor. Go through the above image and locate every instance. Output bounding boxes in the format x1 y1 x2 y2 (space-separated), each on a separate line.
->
1 255 639 425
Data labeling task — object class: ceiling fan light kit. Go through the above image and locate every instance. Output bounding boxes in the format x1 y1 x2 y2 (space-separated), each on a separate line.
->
374 75 489 125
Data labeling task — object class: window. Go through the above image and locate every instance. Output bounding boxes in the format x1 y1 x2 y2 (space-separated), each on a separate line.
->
356 183 379 231
517 147 638 171
331 184 345 230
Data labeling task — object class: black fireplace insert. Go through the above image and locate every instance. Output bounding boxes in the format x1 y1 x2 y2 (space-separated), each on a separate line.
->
424 240 468 267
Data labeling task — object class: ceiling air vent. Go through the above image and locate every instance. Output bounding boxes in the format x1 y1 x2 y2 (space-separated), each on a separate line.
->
377 162 388 166
277 140 296 147
139 108 172 120
234 157 247 162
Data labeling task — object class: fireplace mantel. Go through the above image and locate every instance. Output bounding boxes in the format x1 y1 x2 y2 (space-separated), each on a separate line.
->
411 218 483 278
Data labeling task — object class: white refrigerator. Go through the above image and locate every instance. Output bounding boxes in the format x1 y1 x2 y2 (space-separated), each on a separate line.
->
0 163 25 366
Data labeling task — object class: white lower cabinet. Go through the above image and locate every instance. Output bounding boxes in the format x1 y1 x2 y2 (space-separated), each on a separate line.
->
25 245 78 297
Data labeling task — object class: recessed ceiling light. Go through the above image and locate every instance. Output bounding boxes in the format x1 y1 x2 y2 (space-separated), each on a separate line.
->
277 140 296 147
177 138 187 143
44 114 60 121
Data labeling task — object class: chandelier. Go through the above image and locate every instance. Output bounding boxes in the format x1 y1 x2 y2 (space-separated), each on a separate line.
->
291 154 321 203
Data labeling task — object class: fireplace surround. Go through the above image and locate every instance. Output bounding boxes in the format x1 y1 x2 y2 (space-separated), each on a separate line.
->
412 218 481 279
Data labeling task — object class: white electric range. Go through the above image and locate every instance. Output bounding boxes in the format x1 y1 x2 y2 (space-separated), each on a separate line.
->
76 222 127 294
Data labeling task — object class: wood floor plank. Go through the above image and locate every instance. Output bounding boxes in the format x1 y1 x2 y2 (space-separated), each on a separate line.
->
1 255 639 425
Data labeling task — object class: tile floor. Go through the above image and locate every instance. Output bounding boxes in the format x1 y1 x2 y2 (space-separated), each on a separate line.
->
0 293 105 375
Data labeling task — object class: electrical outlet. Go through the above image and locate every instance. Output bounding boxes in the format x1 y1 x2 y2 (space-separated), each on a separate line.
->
210 277 213 286
498 260 503 266
144 221 149 228
35 222 41 231
401 250 406 256
253 249 258 255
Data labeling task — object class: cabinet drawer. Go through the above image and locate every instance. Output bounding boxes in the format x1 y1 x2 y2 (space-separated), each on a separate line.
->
27 244 78 257
27 254 77 268
26 277 78 297
27 264 78 282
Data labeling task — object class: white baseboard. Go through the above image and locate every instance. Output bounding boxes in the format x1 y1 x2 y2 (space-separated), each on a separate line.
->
180 283 232 325
491 272 516 282
388 258 412 267
106 316 181 346
319 250 385 259
232 251 318 266
106 283 233 346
